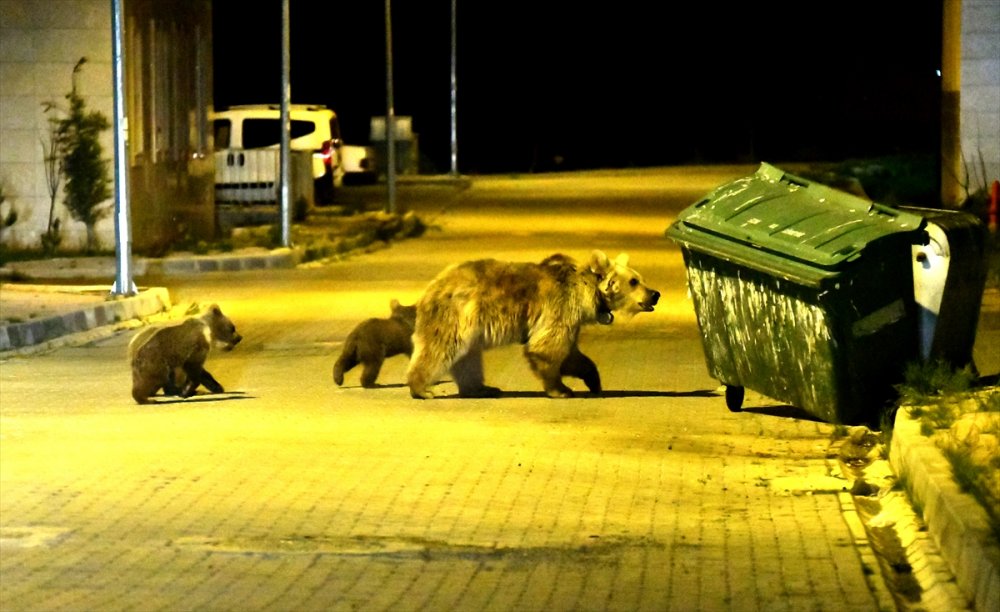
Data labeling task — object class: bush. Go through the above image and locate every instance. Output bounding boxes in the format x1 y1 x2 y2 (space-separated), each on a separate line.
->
45 58 111 253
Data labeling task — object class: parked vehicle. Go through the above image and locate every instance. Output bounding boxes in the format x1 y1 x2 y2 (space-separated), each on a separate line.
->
212 104 344 204
341 144 378 185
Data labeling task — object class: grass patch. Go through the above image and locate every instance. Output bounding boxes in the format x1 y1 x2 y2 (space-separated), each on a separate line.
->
1 211 426 264
897 360 975 408
985 389 1000 413
895 361 974 437
941 433 1000 544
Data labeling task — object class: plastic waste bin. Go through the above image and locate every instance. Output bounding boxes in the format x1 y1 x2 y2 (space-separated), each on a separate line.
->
906 206 988 370
666 163 928 424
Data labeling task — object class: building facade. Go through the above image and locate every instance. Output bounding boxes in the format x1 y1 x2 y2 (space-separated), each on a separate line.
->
0 0 214 253
960 0 1000 198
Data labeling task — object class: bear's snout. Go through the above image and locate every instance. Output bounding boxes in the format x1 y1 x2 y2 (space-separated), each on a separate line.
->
643 290 660 311
221 334 242 351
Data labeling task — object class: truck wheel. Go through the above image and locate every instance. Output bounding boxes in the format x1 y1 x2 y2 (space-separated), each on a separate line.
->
725 385 744 412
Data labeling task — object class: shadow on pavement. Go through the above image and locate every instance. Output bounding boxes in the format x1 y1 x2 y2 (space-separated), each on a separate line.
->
432 389 719 400
739 404 826 423
140 392 256 406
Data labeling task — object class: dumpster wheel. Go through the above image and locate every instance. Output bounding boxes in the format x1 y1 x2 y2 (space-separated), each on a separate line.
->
725 385 744 412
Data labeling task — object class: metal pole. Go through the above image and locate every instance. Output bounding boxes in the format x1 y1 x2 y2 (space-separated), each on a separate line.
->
940 0 963 207
449 0 458 177
110 0 136 296
279 0 292 246
384 0 396 214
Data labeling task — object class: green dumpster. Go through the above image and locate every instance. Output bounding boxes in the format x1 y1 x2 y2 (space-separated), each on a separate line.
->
666 162 928 424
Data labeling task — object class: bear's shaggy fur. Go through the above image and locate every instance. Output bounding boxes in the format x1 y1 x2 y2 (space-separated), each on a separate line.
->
333 299 417 387
407 250 659 399
129 304 242 404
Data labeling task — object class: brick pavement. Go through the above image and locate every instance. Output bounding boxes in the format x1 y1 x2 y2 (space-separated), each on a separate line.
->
5 169 996 611
1 338 891 612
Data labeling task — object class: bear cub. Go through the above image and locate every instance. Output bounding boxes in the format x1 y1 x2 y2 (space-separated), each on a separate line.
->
130 304 242 404
333 299 417 388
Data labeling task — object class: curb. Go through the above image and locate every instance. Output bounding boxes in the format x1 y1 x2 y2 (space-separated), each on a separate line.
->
144 247 301 276
835 490 899 612
0 286 171 353
0 248 302 281
890 407 1000 612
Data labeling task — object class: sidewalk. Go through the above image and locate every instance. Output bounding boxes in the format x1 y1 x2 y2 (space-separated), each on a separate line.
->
0 283 172 353
1 249 998 611
0 247 301 353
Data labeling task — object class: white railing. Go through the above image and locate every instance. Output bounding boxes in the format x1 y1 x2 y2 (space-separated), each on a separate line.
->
214 149 279 203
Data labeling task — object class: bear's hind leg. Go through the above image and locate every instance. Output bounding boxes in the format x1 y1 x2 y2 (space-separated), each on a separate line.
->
132 379 158 404
162 367 186 396
359 358 384 388
452 345 501 398
333 345 358 386
131 363 167 404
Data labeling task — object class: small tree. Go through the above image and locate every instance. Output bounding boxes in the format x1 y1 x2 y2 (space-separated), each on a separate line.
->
40 105 63 255
49 58 111 253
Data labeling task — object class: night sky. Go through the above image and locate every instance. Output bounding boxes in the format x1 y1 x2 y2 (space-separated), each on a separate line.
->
213 1 943 175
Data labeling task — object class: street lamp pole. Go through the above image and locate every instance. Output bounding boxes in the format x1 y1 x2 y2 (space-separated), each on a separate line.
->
279 0 292 247
450 0 458 177
385 0 397 214
110 0 135 296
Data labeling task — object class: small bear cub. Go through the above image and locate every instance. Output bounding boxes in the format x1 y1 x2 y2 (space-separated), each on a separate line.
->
130 304 242 404
333 299 417 388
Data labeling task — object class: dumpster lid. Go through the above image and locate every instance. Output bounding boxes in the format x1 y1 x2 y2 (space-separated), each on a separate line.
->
669 163 927 271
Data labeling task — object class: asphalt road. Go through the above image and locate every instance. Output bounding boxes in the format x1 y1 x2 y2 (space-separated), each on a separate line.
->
6 165 987 611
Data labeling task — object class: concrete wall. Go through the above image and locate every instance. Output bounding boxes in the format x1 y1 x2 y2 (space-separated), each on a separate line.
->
0 0 114 251
961 0 1000 194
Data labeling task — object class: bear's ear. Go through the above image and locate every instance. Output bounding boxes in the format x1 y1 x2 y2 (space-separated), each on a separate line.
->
614 253 630 268
589 250 611 275
390 299 400 309
208 304 221 316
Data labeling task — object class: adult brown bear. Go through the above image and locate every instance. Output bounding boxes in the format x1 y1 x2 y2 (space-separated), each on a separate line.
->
407 250 659 399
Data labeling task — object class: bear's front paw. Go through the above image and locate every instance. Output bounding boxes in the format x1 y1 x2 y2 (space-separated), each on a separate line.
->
545 384 574 399
410 387 435 400
583 377 602 394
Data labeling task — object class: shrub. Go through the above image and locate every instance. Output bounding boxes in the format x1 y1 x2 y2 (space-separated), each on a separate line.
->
45 58 111 253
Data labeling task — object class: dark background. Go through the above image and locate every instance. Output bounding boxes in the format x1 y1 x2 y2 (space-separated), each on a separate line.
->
213 1 943 175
